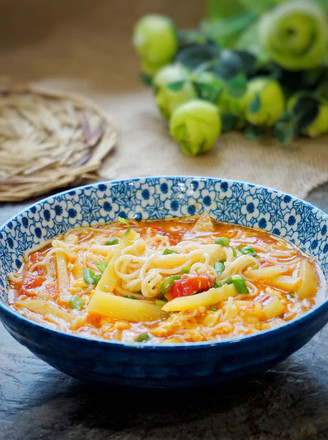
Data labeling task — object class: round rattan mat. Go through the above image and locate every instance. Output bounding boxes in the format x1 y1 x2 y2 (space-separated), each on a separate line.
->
0 84 118 202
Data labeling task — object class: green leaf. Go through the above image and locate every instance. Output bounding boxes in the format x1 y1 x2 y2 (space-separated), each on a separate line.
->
139 72 152 87
221 112 239 131
206 0 246 20
225 73 247 98
68 295 85 310
203 11 257 48
194 82 222 102
178 29 208 46
174 42 220 70
244 125 263 140
125 294 137 300
214 50 256 79
279 110 293 123
248 94 261 114
292 96 320 135
167 80 186 91
274 122 295 145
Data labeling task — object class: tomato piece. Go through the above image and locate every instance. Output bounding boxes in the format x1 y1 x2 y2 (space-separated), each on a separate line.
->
166 272 216 300
17 274 46 296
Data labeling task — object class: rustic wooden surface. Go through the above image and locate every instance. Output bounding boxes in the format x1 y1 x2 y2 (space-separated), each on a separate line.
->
1 185 328 440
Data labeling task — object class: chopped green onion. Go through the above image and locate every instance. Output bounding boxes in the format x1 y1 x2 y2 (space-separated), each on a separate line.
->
231 246 237 258
214 261 225 277
118 217 130 233
135 333 150 342
240 245 259 258
225 275 249 294
96 261 108 274
214 237 229 246
83 268 96 285
155 299 166 306
181 266 190 274
163 249 179 255
209 305 218 311
125 294 137 300
93 274 102 284
213 281 222 288
105 237 119 245
160 275 181 295
68 295 85 310
289 291 296 298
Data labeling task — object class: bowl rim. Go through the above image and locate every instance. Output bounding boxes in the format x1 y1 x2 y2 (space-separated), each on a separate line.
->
0 175 327 351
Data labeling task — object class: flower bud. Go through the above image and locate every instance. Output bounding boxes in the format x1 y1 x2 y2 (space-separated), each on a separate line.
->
245 78 285 127
169 99 221 156
133 14 178 74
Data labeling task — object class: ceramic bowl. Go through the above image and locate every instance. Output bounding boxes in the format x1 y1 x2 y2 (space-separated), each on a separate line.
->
0 177 327 389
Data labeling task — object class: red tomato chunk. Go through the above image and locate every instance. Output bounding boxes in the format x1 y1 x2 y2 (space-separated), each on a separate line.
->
166 272 216 300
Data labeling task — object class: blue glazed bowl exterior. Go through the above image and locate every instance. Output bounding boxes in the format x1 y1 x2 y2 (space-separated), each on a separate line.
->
0 176 327 389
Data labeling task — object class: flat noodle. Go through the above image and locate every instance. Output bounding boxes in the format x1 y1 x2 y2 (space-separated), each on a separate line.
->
7 214 326 344
55 250 70 302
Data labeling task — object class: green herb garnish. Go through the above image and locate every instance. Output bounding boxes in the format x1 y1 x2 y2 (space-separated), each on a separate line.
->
163 249 179 255
135 333 150 343
214 261 225 277
83 268 96 285
93 274 102 284
225 274 249 294
209 305 218 311
231 246 237 258
96 261 108 274
118 217 130 233
239 245 259 258
214 237 229 246
160 275 181 296
68 295 85 310
181 266 191 274
125 294 137 300
213 281 222 288
105 237 119 245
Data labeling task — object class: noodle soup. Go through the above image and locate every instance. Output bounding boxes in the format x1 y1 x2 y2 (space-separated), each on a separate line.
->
8 214 326 344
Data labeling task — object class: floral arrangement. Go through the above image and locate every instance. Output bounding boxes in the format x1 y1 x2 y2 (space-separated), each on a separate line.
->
133 0 328 155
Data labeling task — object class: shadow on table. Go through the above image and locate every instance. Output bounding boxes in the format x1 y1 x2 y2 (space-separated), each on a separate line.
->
4 354 328 440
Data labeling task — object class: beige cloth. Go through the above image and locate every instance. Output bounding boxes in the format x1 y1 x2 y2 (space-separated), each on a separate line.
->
1 0 327 199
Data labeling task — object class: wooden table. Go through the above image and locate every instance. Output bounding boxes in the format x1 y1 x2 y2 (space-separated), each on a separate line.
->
1 184 328 440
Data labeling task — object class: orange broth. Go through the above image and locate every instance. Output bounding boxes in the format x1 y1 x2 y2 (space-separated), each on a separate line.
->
8 216 326 343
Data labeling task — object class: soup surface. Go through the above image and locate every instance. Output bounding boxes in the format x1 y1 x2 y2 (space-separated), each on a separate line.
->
8 214 326 343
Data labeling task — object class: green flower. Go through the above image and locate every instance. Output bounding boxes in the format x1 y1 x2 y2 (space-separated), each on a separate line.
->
169 99 221 156
133 14 178 74
191 71 225 103
303 104 328 137
245 78 285 127
217 90 249 129
153 64 190 90
259 0 328 71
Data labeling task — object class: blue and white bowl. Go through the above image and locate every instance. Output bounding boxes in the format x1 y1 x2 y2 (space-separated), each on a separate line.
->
0 177 327 389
